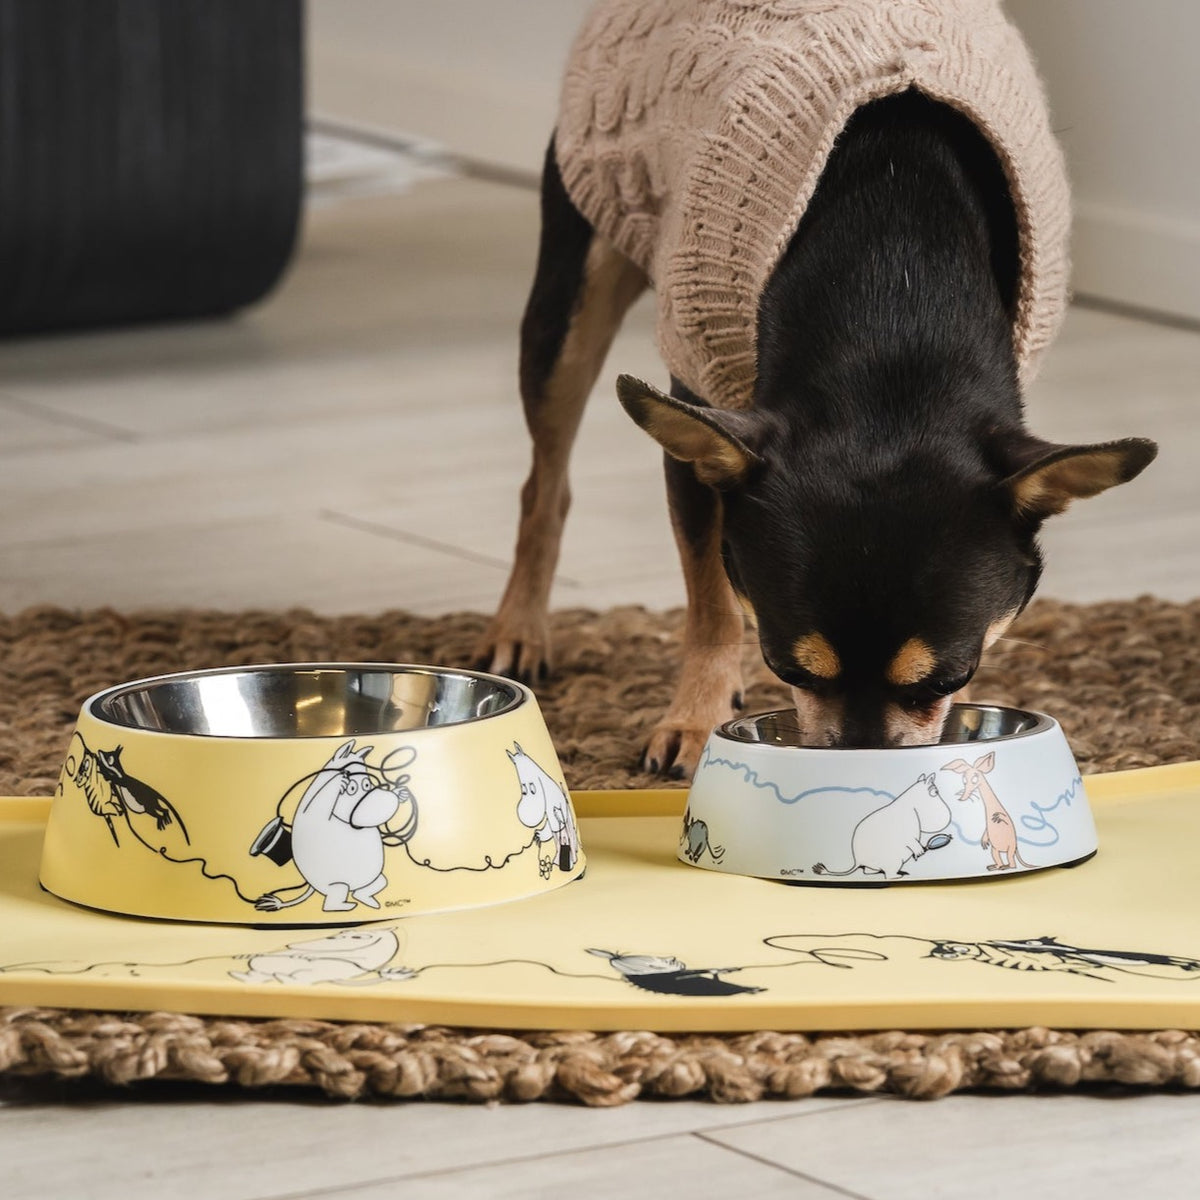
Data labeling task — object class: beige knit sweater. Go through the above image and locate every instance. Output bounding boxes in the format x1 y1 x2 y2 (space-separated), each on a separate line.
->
556 0 1071 411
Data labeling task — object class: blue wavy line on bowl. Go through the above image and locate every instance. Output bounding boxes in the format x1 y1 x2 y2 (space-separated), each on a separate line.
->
697 744 895 806
1015 774 1085 849
698 747 1083 854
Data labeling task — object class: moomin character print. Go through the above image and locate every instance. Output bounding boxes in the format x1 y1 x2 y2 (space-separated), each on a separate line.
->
813 774 951 880
229 927 415 985
681 808 725 864
0 926 414 985
254 740 417 913
510 743 579 874
943 752 1033 871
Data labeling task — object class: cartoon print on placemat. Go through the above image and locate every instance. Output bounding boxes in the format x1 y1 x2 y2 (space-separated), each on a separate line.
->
239 937 891 995
510 743 579 876
229 927 417 985
680 808 725 864
57 731 190 850
0 936 882 997
9 931 1200 994
0 925 412 986
927 936 1200 982
252 740 419 914
753 933 1200 985
586 948 763 995
943 752 1033 871
812 774 952 880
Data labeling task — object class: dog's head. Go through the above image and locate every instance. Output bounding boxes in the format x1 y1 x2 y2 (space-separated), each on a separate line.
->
617 374 1156 747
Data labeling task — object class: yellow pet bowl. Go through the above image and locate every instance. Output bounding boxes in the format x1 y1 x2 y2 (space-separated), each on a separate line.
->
41 663 585 924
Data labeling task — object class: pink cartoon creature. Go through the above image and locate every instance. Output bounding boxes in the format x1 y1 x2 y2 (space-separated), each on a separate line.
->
943 751 1033 872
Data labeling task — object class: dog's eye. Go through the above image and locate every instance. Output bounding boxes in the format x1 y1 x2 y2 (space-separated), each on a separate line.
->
902 672 974 705
926 673 972 697
898 673 971 711
774 664 832 695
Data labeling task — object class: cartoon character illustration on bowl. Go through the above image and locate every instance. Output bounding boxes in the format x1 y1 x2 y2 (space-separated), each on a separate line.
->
681 809 725 864
510 743 579 876
812 773 952 881
253 740 417 913
944 752 1034 872
57 731 190 850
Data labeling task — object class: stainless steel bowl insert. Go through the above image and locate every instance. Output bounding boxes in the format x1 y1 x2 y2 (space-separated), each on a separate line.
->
722 703 1052 749
87 664 524 739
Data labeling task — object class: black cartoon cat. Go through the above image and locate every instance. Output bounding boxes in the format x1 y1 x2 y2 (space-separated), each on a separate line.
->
95 746 190 843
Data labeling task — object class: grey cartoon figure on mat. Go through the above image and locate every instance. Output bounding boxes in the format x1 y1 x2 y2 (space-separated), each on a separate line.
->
511 743 579 874
230 928 415 986
255 741 413 913
813 774 952 880
943 752 1032 871
587 949 765 996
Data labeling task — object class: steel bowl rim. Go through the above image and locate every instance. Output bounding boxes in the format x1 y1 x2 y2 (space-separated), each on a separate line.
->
717 702 1057 751
83 661 529 739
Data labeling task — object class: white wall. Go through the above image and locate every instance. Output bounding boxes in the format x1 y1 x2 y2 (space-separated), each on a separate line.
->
309 1 1200 320
307 0 590 173
1006 0 1200 320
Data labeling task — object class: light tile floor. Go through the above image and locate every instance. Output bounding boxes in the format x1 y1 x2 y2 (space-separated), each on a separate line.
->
2 175 1199 1198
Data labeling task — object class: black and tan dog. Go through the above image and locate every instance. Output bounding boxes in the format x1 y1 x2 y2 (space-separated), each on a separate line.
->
477 11 1156 777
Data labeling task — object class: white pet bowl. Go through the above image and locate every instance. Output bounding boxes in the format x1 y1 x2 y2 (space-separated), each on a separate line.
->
680 704 1095 885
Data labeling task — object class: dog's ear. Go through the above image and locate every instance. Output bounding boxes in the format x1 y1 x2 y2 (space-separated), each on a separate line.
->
992 432 1157 520
616 374 768 487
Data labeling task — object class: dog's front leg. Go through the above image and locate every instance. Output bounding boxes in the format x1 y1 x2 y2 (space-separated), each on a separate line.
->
477 142 645 682
642 453 746 778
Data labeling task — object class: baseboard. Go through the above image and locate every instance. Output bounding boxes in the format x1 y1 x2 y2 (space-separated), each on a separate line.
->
1072 202 1200 324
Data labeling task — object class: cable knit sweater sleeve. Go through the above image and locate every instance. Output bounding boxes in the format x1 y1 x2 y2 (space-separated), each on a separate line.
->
555 0 1071 411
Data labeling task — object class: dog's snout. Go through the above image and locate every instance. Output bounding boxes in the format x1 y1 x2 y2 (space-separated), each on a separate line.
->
884 697 956 748
788 693 953 750
832 713 889 750
787 685 843 748
788 688 918 749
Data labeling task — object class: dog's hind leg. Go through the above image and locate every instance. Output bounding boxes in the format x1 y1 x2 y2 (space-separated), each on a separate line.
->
640 381 746 778
477 139 647 682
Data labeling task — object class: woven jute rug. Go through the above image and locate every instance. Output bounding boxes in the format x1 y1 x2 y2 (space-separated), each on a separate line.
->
2 597 1198 1104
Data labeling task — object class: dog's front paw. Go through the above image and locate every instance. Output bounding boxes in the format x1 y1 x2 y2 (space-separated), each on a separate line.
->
642 661 744 779
640 720 715 781
473 615 551 685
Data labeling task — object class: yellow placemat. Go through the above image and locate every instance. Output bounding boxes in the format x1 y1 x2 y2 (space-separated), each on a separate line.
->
2 764 1199 1032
